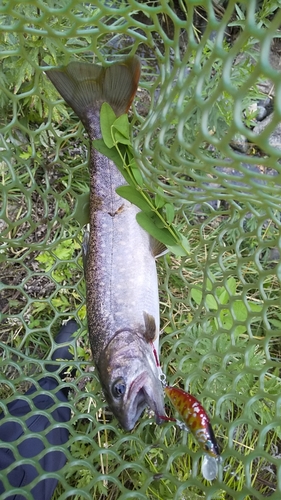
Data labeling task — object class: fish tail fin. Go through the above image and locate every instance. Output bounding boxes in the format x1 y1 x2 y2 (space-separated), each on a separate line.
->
46 56 141 131
103 57 141 114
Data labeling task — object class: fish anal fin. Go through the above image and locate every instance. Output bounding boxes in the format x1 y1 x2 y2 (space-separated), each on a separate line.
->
143 312 157 342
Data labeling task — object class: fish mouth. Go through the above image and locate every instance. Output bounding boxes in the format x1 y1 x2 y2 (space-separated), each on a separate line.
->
123 371 164 431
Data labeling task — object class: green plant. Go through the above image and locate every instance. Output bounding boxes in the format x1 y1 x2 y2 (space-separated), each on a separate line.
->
95 102 190 255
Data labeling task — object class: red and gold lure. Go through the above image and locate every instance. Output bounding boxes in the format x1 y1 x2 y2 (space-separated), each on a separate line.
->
164 385 220 458
150 342 221 479
164 385 221 480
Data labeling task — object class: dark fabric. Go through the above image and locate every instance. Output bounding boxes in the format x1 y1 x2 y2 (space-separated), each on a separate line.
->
0 320 78 500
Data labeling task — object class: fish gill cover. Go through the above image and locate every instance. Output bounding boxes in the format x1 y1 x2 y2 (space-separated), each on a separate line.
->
1 1 281 499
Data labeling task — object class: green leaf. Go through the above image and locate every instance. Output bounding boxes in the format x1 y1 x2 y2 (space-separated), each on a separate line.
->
164 203 175 224
19 149 32 160
205 293 218 310
112 114 130 141
154 216 165 229
33 301 49 313
248 301 263 313
100 102 116 148
232 300 247 322
217 288 229 306
206 278 213 291
125 144 135 162
35 252 55 271
131 164 144 186
177 234 190 253
73 192 90 226
220 308 233 330
226 277 237 295
166 244 185 257
234 3 246 20
136 212 177 247
116 186 151 212
190 287 218 309
191 288 202 305
217 277 237 305
269 319 281 328
155 192 165 209
113 131 131 145
54 239 78 260
235 325 247 336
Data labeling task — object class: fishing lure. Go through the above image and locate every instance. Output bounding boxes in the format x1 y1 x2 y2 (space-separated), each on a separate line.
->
164 385 221 480
150 343 221 480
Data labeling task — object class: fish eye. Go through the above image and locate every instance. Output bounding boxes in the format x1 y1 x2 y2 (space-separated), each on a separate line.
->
112 378 126 398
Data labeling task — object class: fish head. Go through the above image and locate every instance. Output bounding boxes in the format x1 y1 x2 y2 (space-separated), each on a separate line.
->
96 329 165 431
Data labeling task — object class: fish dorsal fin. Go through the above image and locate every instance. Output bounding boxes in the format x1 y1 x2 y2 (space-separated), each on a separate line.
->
46 57 141 131
143 312 157 342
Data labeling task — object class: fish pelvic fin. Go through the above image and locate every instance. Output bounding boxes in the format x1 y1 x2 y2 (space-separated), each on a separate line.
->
150 238 168 259
46 57 141 130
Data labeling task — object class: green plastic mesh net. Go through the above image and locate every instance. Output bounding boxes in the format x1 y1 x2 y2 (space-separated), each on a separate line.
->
1 0 281 498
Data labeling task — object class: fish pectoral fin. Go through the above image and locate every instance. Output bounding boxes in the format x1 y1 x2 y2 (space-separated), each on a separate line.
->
143 312 157 342
46 57 141 129
150 238 168 259
82 230 89 274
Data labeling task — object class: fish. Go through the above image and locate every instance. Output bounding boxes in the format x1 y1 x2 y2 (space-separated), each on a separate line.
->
46 57 165 430
164 385 220 459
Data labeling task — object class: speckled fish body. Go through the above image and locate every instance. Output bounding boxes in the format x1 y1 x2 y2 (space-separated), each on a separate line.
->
46 58 165 430
164 386 220 458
